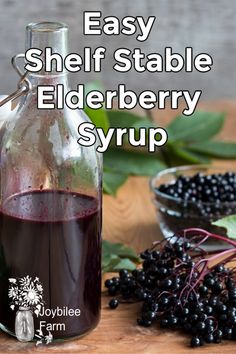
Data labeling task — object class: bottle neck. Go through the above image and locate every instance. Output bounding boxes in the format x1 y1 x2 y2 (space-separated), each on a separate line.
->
26 22 69 77
24 22 70 99
27 72 69 91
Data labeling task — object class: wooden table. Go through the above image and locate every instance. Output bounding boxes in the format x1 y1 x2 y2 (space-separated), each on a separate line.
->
1 101 236 353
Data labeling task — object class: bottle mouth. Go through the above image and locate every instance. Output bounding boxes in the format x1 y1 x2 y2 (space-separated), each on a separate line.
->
25 21 69 71
26 22 68 33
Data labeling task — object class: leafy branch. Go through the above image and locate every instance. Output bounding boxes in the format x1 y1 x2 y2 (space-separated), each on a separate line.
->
102 240 140 273
212 215 236 240
84 84 236 196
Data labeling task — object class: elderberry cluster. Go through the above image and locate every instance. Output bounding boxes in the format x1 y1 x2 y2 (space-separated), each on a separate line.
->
157 172 236 218
105 239 236 348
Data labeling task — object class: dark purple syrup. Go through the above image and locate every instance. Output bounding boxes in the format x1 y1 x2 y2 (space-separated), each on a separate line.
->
0 190 101 339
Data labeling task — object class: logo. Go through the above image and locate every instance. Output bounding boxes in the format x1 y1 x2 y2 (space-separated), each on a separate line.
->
8 276 53 345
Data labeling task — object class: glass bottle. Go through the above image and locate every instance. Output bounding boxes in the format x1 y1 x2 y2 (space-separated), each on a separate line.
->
0 22 102 341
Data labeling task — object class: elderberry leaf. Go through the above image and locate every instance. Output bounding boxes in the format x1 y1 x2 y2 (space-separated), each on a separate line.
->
102 255 122 274
107 110 154 147
102 253 137 273
84 106 109 133
167 111 225 143
187 141 236 158
84 80 104 95
102 257 136 273
212 215 236 240
167 144 211 165
112 258 137 271
102 254 120 268
103 170 128 196
104 148 166 176
132 119 155 129
102 240 140 261
102 240 140 273
107 110 151 129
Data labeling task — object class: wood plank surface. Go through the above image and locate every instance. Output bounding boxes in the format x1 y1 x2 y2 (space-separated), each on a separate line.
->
0 100 236 353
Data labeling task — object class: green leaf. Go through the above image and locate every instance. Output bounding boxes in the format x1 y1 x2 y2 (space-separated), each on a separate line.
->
103 170 128 196
167 143 210 165
188 141 236 158
102 257 136 273
84 106 109 133
102 255 121 273
107 110 154 147
102 239 140 273
212 215 236 240
102 253 118 268
112 258 137 271
102 240 139 261
84 81 104 95
132 120 155 129
181 149 210 164
167 111 225 142
104 148 166 176
107 110 152 129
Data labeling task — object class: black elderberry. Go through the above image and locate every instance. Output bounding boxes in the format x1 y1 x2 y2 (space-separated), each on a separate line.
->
223 327 233 339
108 286 117 296
204 305 213 315
195 321 206 332
144 311 156 321
181 307 190 317
216 302 227 313
189 313 198 323
119 269 129 277
199 285 208 296
190 336 201 347
228 308 236 317
112 276 120 282
142 318 152 327
204 277 215 288
205 325 215 334
228 314 236 325
105 237 236 348
137 274 146 284
212 282 223 294
214 329 223 343
135 288 147 300
160 318 168 328
228 289 236 301
159 296 170 308
167 316 178 328
186 261 195 268
137 318 144 326
169 296 180 307
152 250 160 259
157 267 168 278
205 318 214 327
183 242 191 250
105 279 113 288
226 278 235 289
197 312 207 322
205 333 214 343
160 279 172 289
214 264 225 273
109 298 119 309
209 296 218 307
157 171 236 218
